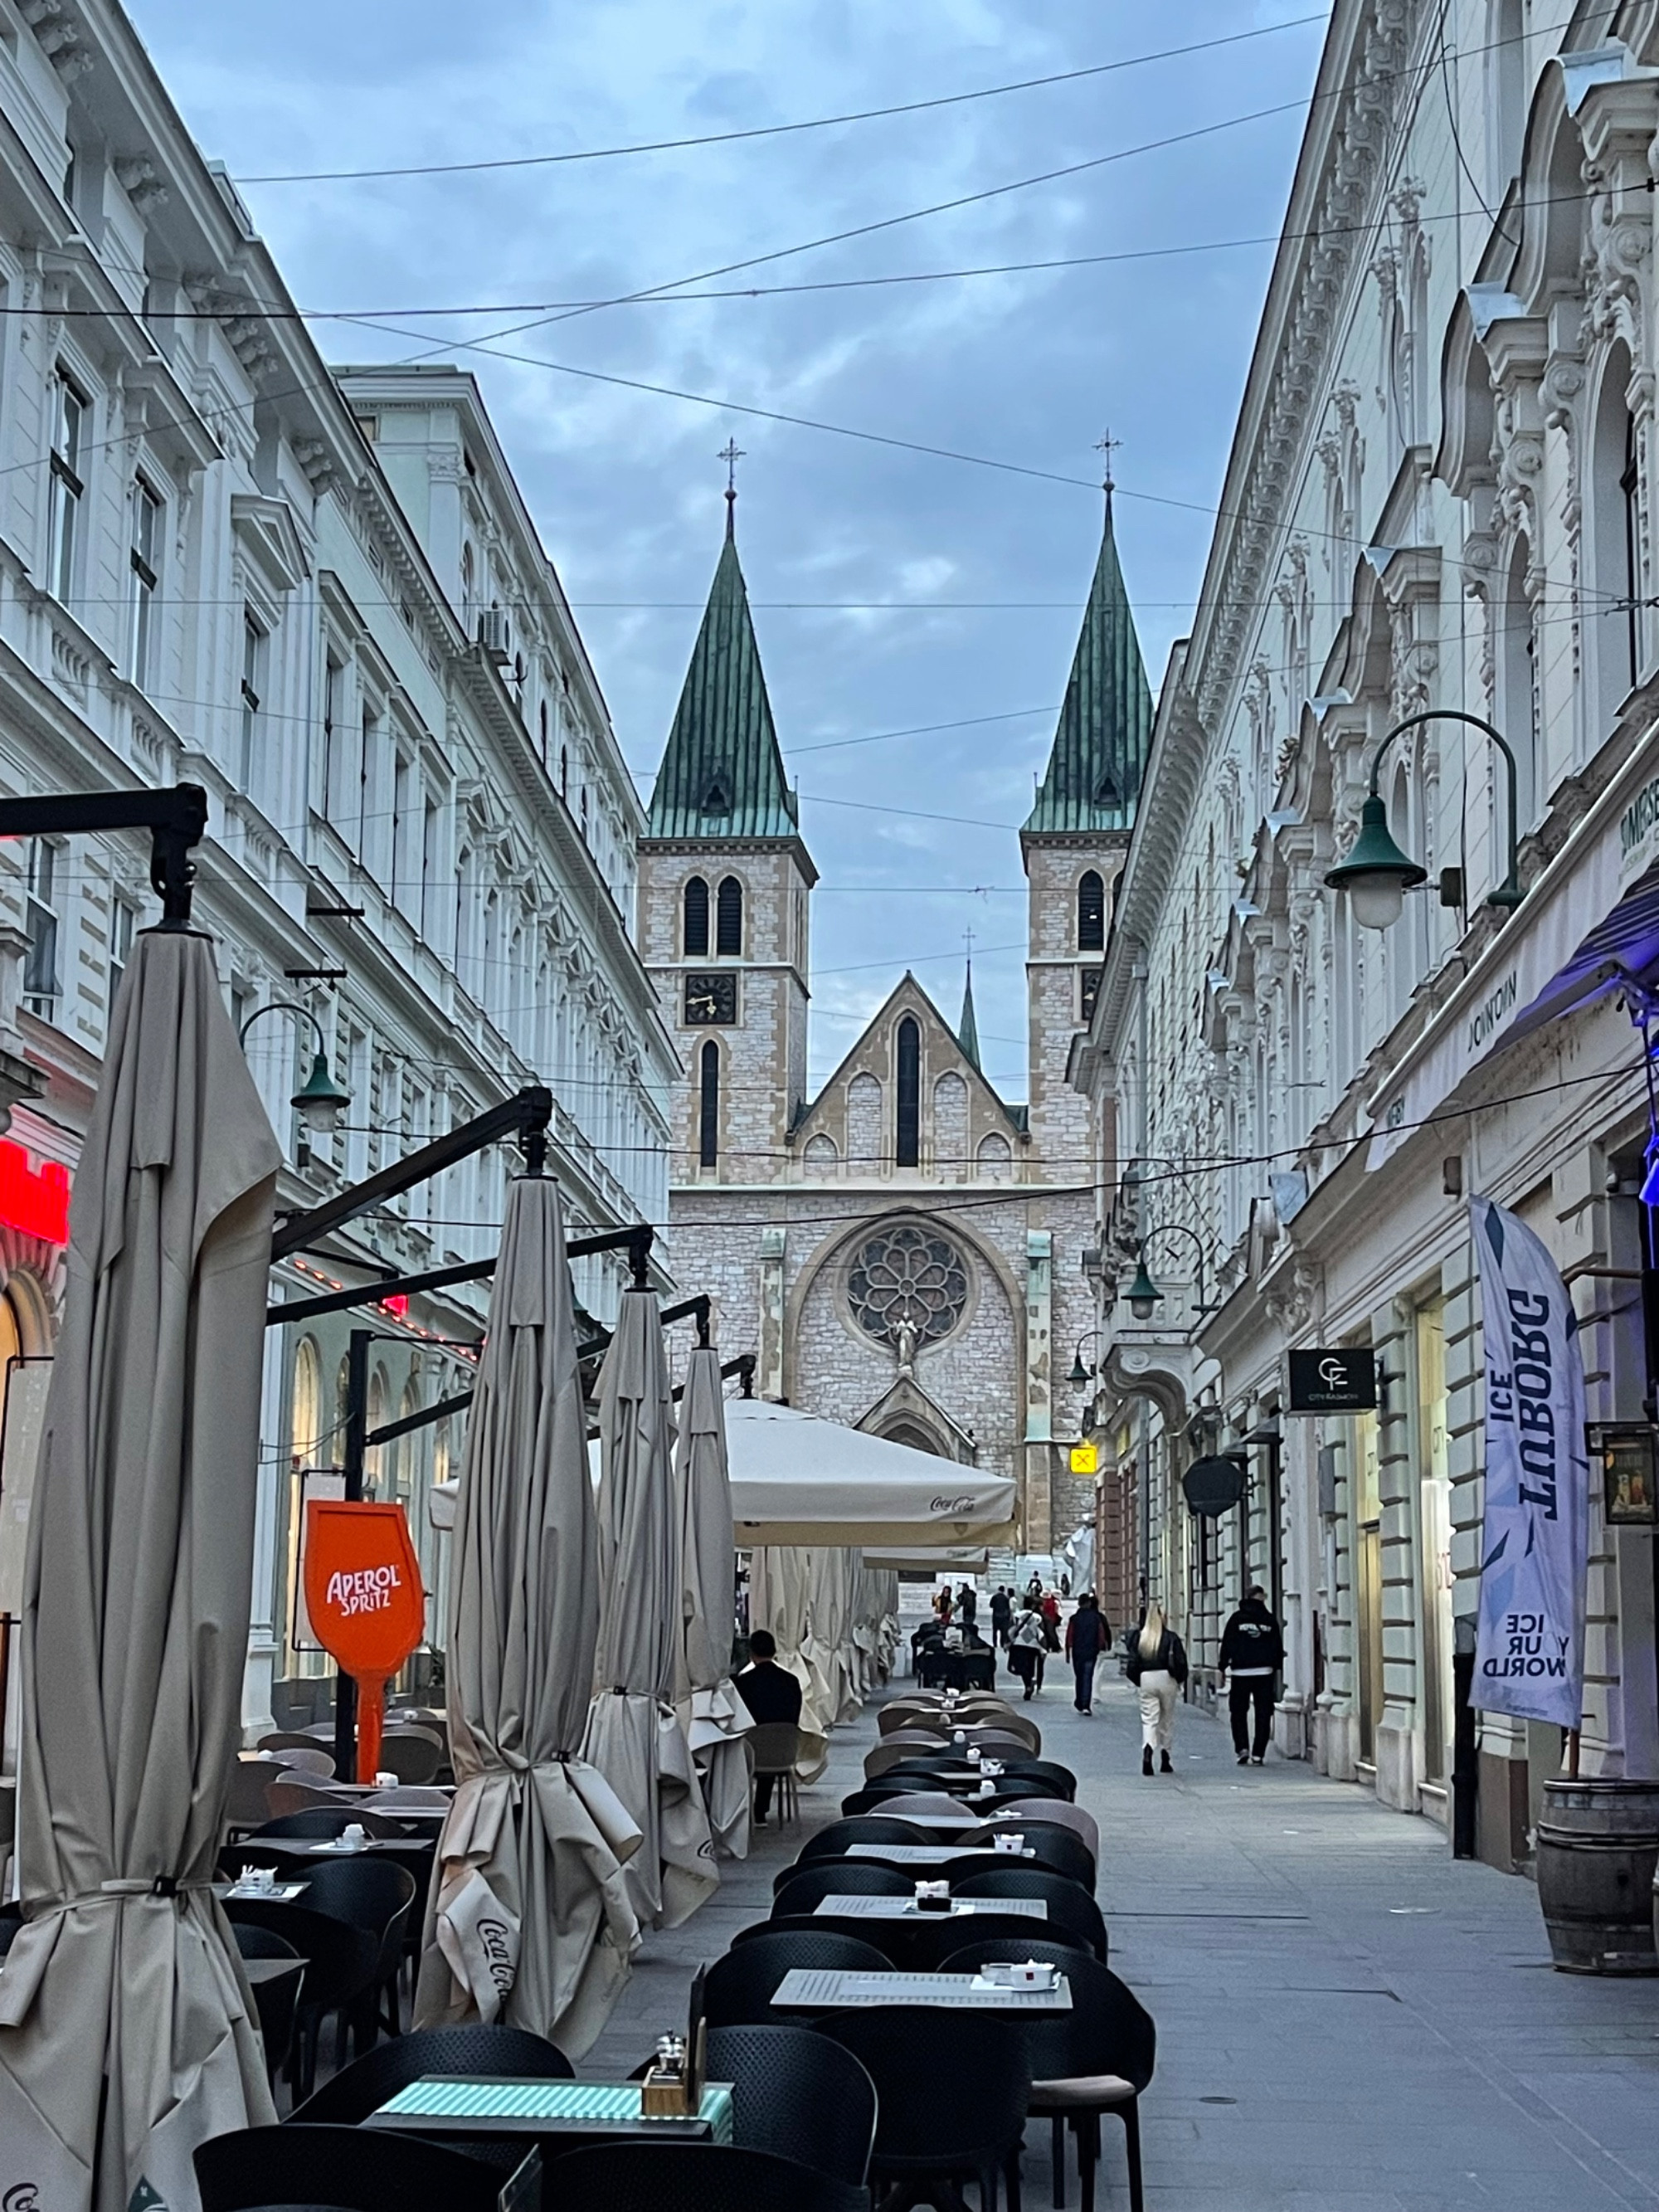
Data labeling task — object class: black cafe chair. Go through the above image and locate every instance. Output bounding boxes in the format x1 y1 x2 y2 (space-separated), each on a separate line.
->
227 1922 304 2097
773 1863 913 1918
247 1808 402 1841
196 2125 505 2212
221 1900 377 2101
941 1944 1155 2212
553 2142 869 2212
286 2021 572 2124
951 1868 1107 1961
703 1930 892 2028
820 2006 1029 2212
703 2024 878 2185
795 1815 930 1869
963 1821 1097 1893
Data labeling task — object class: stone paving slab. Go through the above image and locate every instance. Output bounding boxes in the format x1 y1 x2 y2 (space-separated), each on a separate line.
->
586 1649 1659 2210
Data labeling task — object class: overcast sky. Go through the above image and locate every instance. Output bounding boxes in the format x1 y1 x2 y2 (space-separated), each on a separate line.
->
130 0 1328 1098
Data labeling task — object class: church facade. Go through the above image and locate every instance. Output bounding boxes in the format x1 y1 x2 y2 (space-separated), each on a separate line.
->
637 491 1151 1552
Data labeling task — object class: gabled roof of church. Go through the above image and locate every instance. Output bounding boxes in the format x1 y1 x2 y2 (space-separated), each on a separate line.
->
647 509 800 840
1023 492 1152 836
799 969 1023 1135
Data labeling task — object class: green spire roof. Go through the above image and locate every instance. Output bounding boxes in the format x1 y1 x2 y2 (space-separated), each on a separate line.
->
1024 495 1151 835
957 962 980 1071
647 518 800 840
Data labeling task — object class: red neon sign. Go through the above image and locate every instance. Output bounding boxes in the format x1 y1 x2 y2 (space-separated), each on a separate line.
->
380 1294 409 1319
0 1143 69 1246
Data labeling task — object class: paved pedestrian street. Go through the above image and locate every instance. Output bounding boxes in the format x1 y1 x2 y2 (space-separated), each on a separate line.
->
591 1664 1659 2212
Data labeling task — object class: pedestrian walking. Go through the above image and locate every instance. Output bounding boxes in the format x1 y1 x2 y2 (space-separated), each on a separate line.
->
935 1585 953 1626
1219 1583 1285 1766
1063 1591 1111 1714
990 1585 1013 1649
1008 1602 1047 1699
1025 1573 1044 1606
1039 1587 1062 1656
1125 1603 1188 1774
956 1581 977 1629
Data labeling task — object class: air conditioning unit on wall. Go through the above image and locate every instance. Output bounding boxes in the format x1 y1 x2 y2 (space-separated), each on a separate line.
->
476 607 511 663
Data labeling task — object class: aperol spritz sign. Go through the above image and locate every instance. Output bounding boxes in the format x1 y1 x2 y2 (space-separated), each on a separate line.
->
303 1498 425 1780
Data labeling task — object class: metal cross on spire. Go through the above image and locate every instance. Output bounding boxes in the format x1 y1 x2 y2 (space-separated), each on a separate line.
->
1094 428 1121 501
718 438 746 539
962 924 976 961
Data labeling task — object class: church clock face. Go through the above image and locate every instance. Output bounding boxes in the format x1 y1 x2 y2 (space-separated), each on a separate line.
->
684 972 737 1026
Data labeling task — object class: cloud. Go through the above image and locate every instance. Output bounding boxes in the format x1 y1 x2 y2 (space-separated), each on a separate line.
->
130 0 1326 1093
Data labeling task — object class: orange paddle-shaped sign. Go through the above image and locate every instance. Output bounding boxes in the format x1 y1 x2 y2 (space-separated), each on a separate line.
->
303 1498 426 1781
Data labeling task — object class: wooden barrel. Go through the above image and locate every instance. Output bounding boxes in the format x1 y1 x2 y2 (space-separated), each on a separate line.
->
1535 1778 1659 1974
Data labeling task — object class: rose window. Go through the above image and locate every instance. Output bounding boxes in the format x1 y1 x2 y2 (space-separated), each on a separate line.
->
847 1225 969 1349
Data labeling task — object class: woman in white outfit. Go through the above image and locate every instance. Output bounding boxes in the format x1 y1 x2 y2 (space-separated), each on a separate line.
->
1125 1603 1189 1775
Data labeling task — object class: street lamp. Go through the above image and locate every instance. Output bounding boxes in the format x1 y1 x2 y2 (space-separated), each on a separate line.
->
238 1001 352 1133
1113 1222 1216 1323
1324 709 1523 930
1068 1330 1102 1387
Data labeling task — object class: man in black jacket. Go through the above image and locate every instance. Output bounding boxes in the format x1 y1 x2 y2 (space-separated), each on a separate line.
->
989 1586 1013 1649
736 1630 804 1825
1219 1586 1284 1765
1063 1592 1111 1715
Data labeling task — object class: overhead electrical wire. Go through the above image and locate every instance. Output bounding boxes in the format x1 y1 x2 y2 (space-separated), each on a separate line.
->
236 16 1330 185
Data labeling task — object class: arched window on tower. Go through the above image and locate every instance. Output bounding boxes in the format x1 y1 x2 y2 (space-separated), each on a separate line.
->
895 1016 921 1167
698 1040 720 1168
684 875 709 956
717 875 743 956
1078 870 1105 951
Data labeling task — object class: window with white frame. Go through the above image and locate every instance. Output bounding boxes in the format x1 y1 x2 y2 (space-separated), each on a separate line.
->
127 479 161 687
108 897 134 1021
47 368 87 603
240 611 266 787
24 840 61 1015
392 748 417 917
323 655 348 825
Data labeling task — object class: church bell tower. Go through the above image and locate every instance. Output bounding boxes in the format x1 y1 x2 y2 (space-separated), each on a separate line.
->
637 470 815 1187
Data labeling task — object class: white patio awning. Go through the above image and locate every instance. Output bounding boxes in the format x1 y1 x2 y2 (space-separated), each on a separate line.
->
720 1397 1017 1546
435 1396 1018 1547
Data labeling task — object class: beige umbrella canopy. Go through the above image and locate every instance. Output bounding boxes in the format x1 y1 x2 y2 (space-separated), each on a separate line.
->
415 1177 643 2059
0 930 281 2210
674 1346 752 1859
583 1292 718 1928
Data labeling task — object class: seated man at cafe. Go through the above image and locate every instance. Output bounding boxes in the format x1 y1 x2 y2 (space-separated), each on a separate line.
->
737 1630 804 1827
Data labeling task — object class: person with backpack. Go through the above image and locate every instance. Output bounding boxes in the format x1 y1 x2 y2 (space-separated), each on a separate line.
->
1125 1602 1189 1774
1063 1592 1111 1715
1008 1601 1047 1699
1219 1583 1286 1765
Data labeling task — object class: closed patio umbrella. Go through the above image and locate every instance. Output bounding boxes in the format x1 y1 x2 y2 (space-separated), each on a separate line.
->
415 1177 643 2058
0 929 280 2210
674 1345 752 1857
583 1291 718 1928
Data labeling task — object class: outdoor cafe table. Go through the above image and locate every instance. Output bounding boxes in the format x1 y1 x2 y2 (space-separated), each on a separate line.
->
844 1843 1038 1865
809 1892 1047 1968
366 2077 735 2201
771 1968 1071 2013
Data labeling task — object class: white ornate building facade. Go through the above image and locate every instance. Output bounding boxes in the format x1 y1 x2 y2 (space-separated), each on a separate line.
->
0 0 674 1741
1076 0 1659 1867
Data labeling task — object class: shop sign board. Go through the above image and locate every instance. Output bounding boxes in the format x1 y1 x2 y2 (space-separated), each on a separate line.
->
1284 1347 1378 1414
303 1498 425 1779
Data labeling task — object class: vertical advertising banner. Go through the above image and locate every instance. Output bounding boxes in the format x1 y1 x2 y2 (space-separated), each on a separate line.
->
1470 1195 1588 1728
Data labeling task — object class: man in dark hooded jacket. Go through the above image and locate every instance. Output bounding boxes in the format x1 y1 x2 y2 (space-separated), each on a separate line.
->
1063 1592 1110 1715
1219 1585 1284 1765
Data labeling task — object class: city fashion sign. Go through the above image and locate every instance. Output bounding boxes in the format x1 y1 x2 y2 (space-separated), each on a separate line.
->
1284 1347 1377 1413
1470 1195 1588 1728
